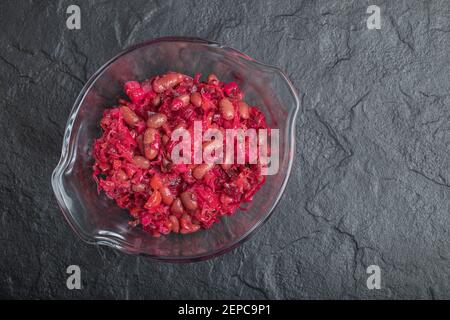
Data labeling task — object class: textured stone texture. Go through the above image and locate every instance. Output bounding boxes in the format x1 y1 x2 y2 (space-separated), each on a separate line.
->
1 0 449 299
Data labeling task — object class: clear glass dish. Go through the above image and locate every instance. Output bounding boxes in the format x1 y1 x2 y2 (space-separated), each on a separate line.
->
51 37 299 262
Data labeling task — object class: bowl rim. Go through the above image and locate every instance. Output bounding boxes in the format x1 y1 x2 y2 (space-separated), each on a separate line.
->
51 36 300 262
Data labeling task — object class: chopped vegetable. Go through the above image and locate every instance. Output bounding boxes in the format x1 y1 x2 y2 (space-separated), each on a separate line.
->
92 72 269 236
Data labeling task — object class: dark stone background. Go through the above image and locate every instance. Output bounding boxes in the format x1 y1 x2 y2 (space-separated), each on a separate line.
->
1 0 449 299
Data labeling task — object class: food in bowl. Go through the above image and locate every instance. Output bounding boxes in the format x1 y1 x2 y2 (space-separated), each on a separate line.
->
92 72 270 236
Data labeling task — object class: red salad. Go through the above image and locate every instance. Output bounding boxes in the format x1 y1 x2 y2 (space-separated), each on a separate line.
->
92 72 269 236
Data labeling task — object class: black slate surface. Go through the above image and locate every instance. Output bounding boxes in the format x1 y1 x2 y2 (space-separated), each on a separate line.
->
1 0 449 299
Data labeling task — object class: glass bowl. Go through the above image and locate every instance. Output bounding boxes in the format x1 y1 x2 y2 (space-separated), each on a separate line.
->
51 37 299 262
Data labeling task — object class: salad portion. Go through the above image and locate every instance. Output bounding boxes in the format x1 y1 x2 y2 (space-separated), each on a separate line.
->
92 72 270 236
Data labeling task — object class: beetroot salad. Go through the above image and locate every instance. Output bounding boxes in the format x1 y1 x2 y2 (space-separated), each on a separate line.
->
92 72 270 236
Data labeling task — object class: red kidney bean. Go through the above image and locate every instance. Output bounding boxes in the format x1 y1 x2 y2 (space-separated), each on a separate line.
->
169 215 180 233
190 92 202 107
132 183 146 192
170 198 184 215
120 106 140 127
219 98 235 120
238 101 250 119
116 169 128 181
132 155 150 169
160 186 174 205
207 74 218 84
144 190 162 208
143 128 159 160
180 224 200 234
153 73 184 93
144 145 158 160
192 163 214 180
171 98 184 111
152 95 161 107
179 214 190 232
143 128 158 145
179 94 190 106
180 214 200 234
180 191 198 211
146 113 167 128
